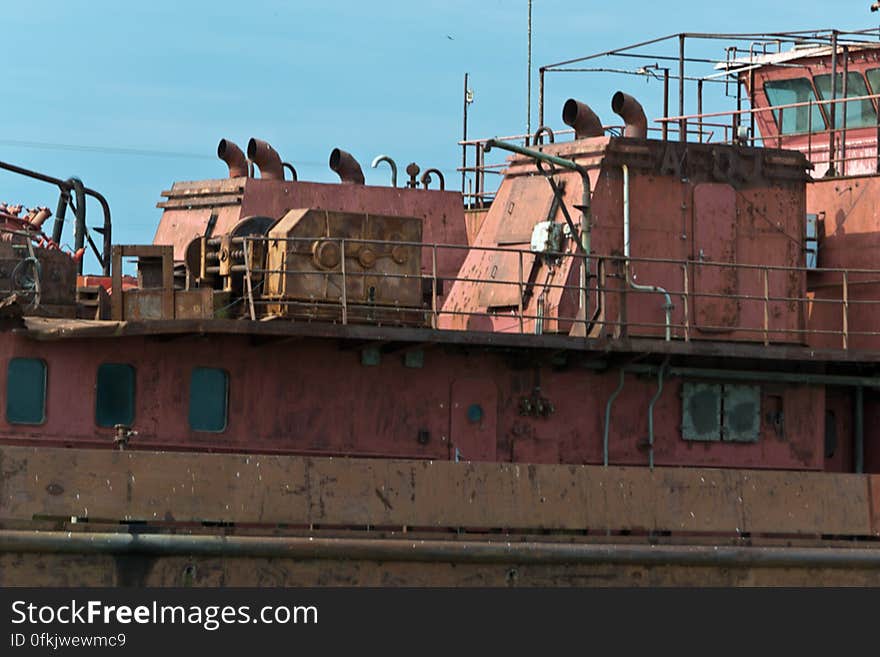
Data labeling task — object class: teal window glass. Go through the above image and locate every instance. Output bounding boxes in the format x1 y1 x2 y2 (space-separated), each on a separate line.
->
95 363 135 427
7 358 46 424
188 367 228 432
764 78 826 134
814 72 877 128
865 68 880 98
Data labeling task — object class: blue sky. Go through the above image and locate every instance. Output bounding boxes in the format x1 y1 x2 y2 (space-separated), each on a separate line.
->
1 1 876 271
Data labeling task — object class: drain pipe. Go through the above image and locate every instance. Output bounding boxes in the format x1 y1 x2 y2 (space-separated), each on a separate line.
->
647 357 670 470
622 164 673 340
603 368 626 466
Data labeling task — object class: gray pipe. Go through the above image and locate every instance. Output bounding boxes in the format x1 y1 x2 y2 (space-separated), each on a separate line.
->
590 363 880 389
603 368 626 466
3 530 880 569
371 154 398 187
623 164 673 340
647 357 670 470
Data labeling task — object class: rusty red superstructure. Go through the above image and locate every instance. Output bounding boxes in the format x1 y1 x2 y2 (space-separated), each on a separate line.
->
7 27 880 586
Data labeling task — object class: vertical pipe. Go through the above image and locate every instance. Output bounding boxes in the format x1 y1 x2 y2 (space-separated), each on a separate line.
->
526 0 532 146
462 72 469 195
735 72 742 142
855 386 865 474
697 80 704 143
538 68 545 129
763 267 770 346
340 239 348 325
623 164 673 340
517 250 524 334
662 68 670 141
647 357 670 471
842 46 849 176
829 30 838 175
603 369 626 467
842 270 849 350
749 68 756 146
678 34 686 142
431 244 439 329
682 264 690 342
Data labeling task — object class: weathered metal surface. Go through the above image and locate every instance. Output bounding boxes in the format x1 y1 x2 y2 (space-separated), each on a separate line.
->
152 178 469 300
19 315 880 364
807 176 880 350
694 182 738 331
723 384 761 443
442 138 808 342
7 548 880 587
264 208 423 317
0 329 830 469
0 447 868 535
682 382 721 442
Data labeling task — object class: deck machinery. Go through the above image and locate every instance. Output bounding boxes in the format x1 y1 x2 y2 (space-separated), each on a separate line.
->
4 28 880 586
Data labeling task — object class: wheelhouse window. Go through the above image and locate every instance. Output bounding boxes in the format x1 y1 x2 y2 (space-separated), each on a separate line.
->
764 78 826 135
188 367 228 432
814 72 877 129
7 358 46 424
865 68 880 99
95 363 135 427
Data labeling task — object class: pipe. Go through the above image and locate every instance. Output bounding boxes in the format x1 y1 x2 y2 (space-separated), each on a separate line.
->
612 92 648 139
562 99 604 139
329 148 365 185
588 362 880 389
485 139 592 322
217 139 248 178
623 164 673 340
371 155 398 187
4 530 880 569
28 207 51 230
855 386 864 474
0 161 111 275
281 162 298 181
420 168 445 191
246 138 284 180
533 125 555 144
647 356 670 470
603 368 626 466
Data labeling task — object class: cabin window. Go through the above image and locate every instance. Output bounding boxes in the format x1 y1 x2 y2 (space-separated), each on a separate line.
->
95 363 135 427
814 72 877 129
865 68 880 100
764 78 825 135
682 382 760 443
6 358 46 424
188 367 228 432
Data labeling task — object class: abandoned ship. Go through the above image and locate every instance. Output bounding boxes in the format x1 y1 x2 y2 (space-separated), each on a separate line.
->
3 27 880 586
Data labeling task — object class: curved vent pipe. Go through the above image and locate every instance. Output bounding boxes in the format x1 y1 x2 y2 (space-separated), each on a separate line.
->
611 92 648 139
217 139 248 178
562 99 604 139
247 138 284 180
329 148 365 185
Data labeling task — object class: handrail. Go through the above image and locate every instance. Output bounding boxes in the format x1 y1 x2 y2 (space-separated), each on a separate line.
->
234 235 880 351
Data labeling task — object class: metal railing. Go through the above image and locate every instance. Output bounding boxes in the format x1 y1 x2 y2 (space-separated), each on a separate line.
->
230 235 880 351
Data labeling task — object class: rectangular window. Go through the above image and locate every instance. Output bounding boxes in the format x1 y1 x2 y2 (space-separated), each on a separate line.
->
814 72 877 129
95 363 135 427
682 382 760 443
764 78 826 135
189 367 228 432
7 358 46 424
865 68 880 99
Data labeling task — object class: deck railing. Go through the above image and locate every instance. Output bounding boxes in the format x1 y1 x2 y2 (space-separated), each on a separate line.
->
229 235 880 351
